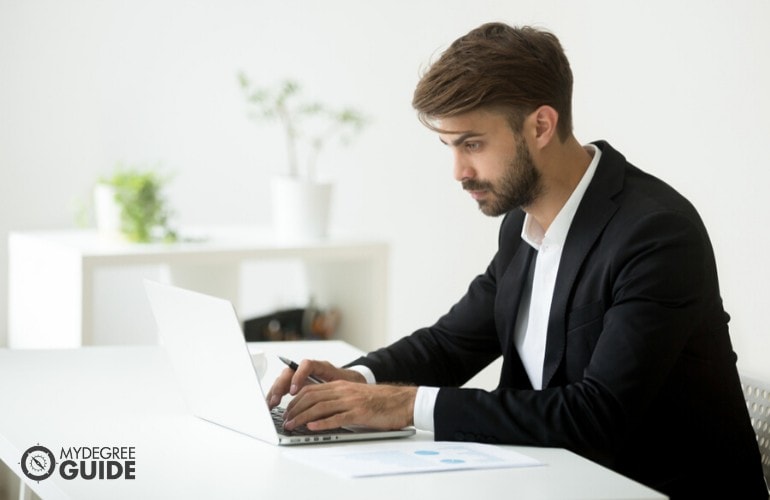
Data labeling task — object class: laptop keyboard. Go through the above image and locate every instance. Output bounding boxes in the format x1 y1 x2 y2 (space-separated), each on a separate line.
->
271 406 353 436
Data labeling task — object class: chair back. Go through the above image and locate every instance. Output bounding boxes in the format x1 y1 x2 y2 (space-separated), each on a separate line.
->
741 374 770 493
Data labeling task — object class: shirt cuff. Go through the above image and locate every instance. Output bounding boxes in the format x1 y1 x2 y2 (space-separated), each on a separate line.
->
347 365 376 385
414 386 439 432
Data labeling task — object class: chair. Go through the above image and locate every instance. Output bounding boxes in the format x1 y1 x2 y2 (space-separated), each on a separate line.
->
741 374 770 493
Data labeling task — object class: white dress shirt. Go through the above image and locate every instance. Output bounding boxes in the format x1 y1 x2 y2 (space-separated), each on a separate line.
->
514 144 600 389
354 145 602 432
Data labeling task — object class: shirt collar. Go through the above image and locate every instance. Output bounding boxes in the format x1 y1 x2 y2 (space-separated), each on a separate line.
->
521 144 602 250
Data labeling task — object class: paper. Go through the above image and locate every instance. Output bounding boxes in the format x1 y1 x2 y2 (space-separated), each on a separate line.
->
283 441 544 478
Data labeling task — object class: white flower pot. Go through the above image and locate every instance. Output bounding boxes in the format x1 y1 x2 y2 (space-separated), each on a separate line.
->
93 183 124 239
270 176 332 242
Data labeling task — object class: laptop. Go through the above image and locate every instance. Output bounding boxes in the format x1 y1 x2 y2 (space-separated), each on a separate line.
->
144 280 415 445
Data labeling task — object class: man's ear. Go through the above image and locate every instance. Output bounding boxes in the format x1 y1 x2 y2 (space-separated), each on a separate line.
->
532 105 559 148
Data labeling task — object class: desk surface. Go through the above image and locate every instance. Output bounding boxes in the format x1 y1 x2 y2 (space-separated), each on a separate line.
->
0 342 665 500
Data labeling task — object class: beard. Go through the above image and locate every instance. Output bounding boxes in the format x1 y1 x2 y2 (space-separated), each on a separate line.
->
462 137 543 216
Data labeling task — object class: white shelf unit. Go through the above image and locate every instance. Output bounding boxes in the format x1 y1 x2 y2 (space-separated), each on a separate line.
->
8 228 388 352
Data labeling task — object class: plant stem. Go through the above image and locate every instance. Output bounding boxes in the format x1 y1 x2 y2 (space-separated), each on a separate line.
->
277 105 299 178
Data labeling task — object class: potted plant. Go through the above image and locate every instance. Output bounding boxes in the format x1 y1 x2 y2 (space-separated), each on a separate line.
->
237 72 367 241
93 166 177 243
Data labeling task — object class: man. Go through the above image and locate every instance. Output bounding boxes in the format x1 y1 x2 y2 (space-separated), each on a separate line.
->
267 23 767 498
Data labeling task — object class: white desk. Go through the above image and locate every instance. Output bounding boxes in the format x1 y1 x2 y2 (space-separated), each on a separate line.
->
8 228 388 351
0 341 665 500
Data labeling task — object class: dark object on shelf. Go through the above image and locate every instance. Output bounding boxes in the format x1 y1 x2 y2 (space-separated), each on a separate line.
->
243 307 340 342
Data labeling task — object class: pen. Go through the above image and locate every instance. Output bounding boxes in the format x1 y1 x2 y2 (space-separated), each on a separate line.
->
278 356 326 384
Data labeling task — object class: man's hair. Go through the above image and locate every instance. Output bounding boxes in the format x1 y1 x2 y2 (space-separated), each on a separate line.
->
412 22 574 141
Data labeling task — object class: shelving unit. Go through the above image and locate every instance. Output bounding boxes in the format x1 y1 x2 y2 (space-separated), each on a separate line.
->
8 227 388 352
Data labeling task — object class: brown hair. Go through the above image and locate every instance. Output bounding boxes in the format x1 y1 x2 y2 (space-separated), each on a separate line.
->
412 23 574 141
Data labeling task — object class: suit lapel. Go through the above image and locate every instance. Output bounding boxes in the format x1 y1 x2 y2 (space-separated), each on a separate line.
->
541 141 624 388
496 239 536 389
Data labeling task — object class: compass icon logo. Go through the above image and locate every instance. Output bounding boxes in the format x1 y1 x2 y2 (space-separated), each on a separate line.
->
20 445 56 482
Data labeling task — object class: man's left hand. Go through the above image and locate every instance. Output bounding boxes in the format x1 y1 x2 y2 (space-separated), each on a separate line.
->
282 381 417 431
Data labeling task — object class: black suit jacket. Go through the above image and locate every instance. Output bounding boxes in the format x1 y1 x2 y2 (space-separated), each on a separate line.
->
352 141 767 498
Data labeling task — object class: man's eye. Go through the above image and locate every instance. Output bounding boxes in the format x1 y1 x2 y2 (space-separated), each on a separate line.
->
465 142 480 151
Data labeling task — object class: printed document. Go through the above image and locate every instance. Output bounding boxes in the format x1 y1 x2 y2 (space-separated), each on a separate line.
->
283 440 544 478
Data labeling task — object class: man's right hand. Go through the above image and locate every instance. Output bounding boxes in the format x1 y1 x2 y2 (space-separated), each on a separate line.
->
265 358 366 409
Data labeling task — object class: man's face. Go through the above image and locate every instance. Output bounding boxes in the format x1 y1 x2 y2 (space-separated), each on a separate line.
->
437 110 542 216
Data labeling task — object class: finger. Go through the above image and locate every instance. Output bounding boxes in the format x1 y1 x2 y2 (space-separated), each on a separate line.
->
290 359 321 394
305 411 351 431
290 359 338 393
266 367 296 408
284 381 346 421
285 394 347 431
284 381 331 416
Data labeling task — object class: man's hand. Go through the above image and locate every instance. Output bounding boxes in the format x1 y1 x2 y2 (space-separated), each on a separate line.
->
282 381 417 432
265 358 366 409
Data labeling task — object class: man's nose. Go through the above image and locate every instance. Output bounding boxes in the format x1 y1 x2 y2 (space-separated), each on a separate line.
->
452 152 474 182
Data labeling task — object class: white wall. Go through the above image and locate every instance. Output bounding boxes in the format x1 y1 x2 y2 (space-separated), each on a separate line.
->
1 0 768 380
